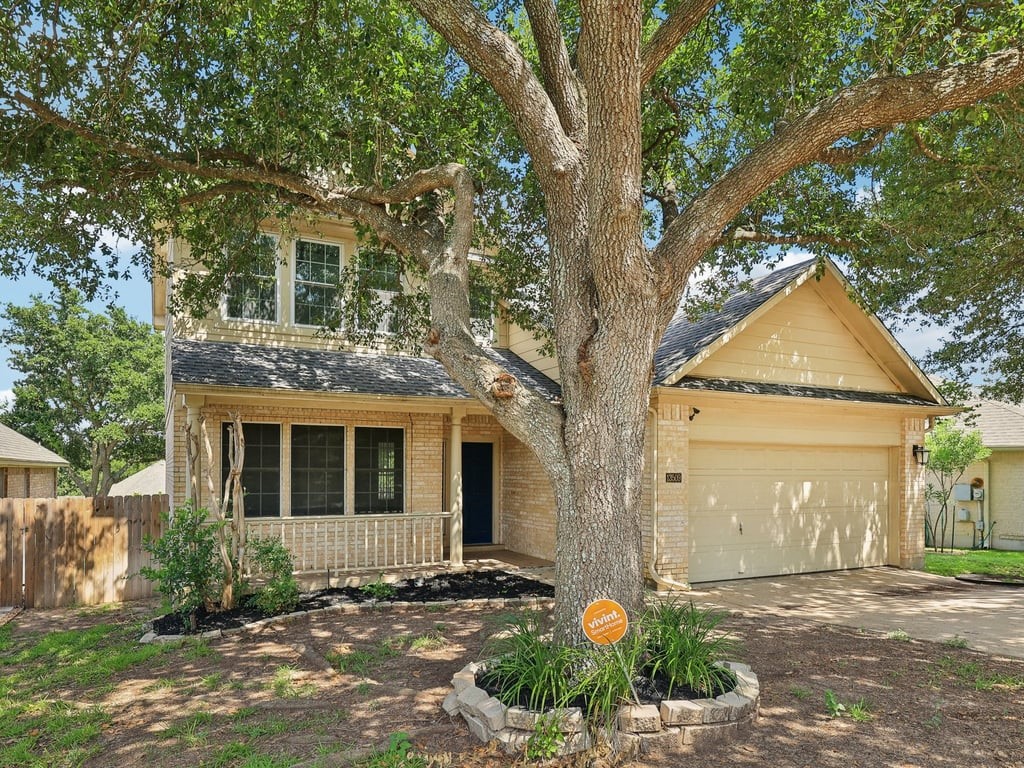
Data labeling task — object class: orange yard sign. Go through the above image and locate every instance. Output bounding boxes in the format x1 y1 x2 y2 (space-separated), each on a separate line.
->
581 599 628 645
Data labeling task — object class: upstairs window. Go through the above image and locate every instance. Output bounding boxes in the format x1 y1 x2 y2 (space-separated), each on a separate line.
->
294 240 341 326
222 422 280 518
469 267 494 344
355 249 402 335
354 427 404 514
225 234 278 322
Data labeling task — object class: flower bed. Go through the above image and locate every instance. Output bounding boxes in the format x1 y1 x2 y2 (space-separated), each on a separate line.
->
445 659 758 759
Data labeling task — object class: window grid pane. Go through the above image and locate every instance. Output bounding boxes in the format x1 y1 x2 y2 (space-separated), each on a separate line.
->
354 427 404 514
295 240 341 326
222 422 281 518
290 425 345 517
226 235 277 321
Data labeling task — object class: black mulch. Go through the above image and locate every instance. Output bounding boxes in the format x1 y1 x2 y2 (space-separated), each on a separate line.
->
150 570 554 637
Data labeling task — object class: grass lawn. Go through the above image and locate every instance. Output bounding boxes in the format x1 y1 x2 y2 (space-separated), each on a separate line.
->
923 548 1024 578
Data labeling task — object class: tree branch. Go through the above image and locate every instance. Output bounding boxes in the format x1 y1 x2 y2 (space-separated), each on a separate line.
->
524 0 586 138
408 0 580 189
655 46 1024 291
816 130 888 165
717 228 859 250
640 0 718 86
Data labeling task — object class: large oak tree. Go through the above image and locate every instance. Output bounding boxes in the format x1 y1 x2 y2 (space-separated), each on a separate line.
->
2 0 1022 638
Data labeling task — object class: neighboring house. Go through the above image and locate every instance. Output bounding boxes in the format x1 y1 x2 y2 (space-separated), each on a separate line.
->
945 400 1024 551
0 423 69 498
107 460 167 497
154 219 954 584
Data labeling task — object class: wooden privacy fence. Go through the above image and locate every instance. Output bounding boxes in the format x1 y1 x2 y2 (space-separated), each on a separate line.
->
0 495 167 608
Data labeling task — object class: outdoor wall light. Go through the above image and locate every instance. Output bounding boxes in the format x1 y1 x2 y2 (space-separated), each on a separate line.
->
912 444 930 466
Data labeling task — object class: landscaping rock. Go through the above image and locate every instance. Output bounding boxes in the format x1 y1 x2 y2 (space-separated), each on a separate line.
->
618 704 661 733
660 698 704 725
476 697 507 731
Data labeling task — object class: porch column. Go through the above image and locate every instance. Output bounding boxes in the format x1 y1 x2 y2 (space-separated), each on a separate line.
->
183 394 206 510
449 408 465 567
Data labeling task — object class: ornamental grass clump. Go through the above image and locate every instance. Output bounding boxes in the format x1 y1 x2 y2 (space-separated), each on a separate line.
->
644 601 736 698
479 601 737 731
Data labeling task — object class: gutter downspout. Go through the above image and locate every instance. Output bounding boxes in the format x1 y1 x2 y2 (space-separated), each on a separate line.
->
647 406 690 592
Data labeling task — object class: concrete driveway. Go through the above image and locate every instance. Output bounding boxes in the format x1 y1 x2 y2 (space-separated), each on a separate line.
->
689 566 1024 660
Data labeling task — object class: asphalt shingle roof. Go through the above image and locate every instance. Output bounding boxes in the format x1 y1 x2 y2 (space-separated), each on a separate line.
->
673 377 938 407
653 258 816 383
955 400 1024 448
171 339 562 402
0 423 68 467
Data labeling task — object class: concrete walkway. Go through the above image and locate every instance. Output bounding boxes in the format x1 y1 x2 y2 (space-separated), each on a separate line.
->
689 566 1024 660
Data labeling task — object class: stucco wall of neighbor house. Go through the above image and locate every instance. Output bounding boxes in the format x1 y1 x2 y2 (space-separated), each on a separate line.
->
500 433 556 562
990 451 1024 551
1 466 58 498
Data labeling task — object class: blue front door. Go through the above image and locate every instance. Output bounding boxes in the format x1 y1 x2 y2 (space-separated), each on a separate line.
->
462 442 493 545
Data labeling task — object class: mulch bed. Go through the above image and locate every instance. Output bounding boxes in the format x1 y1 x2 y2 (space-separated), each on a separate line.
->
151 569 554 636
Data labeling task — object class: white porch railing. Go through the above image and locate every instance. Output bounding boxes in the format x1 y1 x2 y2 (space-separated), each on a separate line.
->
246 513 451 573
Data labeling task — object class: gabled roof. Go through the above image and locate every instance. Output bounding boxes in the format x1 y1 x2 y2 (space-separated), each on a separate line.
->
956 400 1024 449
653 257 946 405
171 339 562 402
0 423 69 467
654 259 813 383
107 460 166 496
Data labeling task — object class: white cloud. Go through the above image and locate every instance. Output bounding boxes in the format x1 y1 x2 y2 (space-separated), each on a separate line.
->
0 389 12 409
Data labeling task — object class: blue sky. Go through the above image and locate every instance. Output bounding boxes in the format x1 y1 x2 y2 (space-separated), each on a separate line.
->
0 266 153 403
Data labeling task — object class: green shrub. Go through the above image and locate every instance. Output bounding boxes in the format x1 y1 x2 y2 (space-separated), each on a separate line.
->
359 575 397 601
141 505 224 632
247 537 300 615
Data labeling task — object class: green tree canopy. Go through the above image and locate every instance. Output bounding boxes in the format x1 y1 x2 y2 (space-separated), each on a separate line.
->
0 289 164 496
924 420 992 551
1 0 1022 636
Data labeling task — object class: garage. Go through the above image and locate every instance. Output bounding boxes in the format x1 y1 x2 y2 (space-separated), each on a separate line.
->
688 442 891 583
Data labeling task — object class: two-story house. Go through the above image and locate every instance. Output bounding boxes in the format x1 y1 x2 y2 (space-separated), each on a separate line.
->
155 218 954 585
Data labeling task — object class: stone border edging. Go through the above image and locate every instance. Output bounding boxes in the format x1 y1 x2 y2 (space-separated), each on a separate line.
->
139 596 557 644
445 660 759 759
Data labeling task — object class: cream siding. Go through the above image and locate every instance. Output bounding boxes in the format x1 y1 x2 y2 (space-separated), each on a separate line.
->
691 282 900 392
506 324 560 382
991 451 1024 551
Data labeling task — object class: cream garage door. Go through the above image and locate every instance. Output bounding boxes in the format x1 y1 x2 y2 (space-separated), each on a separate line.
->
689 443 890 583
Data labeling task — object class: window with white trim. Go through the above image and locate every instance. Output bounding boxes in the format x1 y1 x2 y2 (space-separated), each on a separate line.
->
355 249 401 335
294 239 342 326
469 266 494 344
225 234 278 322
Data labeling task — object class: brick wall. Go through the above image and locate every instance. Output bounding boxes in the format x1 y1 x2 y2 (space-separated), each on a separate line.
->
169 396 445 516
500 435 557 561
899 417 926 569
1 466 58 499
647 401 690 584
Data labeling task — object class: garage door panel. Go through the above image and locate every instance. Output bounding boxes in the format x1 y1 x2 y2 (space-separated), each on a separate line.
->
689 443 889 582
